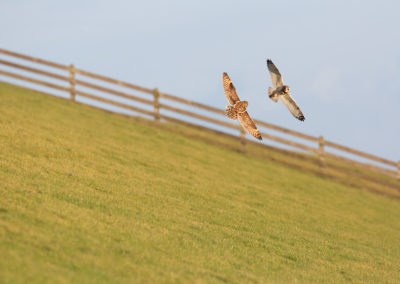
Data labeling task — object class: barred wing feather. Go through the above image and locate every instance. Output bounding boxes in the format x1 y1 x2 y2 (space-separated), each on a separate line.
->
281 94 305 121
238 111 262 140
222 72 240 105
267 59 284 87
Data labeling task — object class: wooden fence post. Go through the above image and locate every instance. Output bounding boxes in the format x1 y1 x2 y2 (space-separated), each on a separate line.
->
240 129 246 153
397 161 400 181
153 88 160 121
318 135 326 169
69 64 76 101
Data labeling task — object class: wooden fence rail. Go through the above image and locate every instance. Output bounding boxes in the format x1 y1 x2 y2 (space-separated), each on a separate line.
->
0 48 399 188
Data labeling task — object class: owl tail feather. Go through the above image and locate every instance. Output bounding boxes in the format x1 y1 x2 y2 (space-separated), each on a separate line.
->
268 87 279 102
225 106 238 120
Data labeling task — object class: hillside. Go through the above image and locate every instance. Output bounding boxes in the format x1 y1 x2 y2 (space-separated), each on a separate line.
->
0 82 399 283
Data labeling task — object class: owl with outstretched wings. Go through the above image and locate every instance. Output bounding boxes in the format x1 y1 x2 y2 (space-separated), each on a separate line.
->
223 72 262 140
267 59 305 121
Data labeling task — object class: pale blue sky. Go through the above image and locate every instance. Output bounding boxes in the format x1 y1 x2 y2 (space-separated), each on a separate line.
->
1 0 399 162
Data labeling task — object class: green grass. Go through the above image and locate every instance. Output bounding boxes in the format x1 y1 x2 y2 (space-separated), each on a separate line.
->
1 82 400 283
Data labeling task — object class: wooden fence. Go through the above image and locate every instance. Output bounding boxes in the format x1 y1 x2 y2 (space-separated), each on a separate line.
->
0 48 399 198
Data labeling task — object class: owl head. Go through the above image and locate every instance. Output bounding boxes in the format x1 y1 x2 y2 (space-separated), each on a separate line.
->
235 101 248 113
283 86 290 93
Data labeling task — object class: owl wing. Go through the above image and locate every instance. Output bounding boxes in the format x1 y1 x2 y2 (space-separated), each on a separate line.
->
280 93 305 121
223 72 240 105
267 59 284 87
238 111 262 140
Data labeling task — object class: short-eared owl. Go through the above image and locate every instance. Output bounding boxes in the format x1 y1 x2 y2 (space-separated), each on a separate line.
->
223 72 262 140
267 59 305 121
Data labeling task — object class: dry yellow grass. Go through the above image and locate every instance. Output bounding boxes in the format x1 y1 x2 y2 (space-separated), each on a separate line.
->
1 82 400 283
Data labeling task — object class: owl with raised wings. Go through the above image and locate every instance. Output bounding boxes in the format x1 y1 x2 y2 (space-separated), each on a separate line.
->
267 59 305 121
223 72 262 140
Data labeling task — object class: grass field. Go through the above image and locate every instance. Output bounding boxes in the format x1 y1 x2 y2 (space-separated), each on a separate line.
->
1 82 400 283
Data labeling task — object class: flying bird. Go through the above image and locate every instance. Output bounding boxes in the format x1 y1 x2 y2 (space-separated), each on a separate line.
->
266 59 305 121
222 72 262 140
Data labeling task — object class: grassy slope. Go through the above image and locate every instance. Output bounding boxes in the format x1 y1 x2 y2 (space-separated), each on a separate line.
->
0 82 399 283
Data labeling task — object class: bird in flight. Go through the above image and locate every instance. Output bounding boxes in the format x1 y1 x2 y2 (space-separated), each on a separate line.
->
266 59 305 121
222 72 262 140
